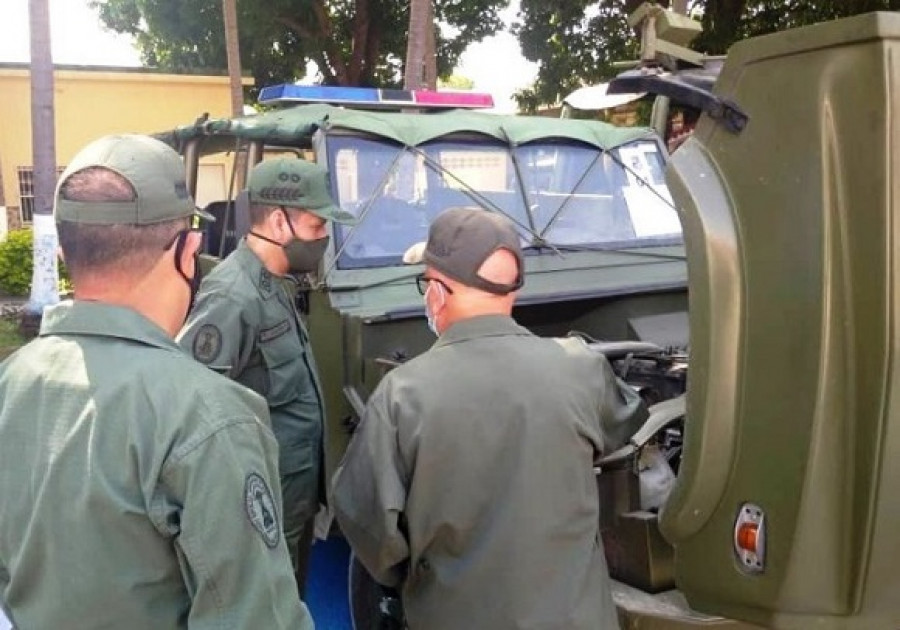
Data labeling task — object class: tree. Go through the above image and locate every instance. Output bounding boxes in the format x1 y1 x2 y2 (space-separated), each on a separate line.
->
439 74 475 90
222 0 247 190
91 0 505 95
405 0 436 89
514 0 651 112
222 0 244 116
25 0 60 323
514 0 900 112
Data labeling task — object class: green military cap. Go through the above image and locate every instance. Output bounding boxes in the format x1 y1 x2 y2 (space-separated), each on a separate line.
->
403 207 525 295
55 134 214 225
248 158 357 224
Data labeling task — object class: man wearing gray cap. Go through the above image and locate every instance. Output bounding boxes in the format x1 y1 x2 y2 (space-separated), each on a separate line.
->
0 135 312 630
332 207 647 630
179 157 356 595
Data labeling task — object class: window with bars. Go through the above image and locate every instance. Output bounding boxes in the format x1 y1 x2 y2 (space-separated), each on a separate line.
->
16 166 64 223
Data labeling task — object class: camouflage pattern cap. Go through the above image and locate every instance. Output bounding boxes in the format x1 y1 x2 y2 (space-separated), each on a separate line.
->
248 158 357 224
55 134 213 225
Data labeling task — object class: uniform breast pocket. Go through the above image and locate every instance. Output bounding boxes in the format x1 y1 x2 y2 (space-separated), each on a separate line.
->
258 326 304 407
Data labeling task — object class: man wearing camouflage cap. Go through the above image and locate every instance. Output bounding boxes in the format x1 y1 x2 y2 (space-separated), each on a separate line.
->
332 207 647 630
0 135 311 629
179 157 355 595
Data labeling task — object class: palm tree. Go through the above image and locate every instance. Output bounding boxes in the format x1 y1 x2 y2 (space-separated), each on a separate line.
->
24 0 60 329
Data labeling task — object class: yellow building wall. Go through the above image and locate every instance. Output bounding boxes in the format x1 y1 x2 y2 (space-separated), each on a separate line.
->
0 65 247 230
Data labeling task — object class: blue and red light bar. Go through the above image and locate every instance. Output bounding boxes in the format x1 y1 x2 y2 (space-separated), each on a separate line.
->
258 84 494 110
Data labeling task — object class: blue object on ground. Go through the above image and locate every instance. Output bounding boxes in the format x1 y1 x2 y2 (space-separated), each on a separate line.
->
305 535 353 630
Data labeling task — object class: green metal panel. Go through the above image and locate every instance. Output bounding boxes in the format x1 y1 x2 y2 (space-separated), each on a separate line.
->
663 12 900 629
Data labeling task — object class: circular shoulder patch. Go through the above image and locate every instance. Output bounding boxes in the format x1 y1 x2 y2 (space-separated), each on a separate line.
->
244 473 280 548
192 324 222 364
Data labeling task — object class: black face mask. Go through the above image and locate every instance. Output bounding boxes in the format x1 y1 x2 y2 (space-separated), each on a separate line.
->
173 229 203 319
250 207 329 274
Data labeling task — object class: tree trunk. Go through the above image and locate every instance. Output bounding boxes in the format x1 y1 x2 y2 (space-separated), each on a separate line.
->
222 0 247 190
423 0 436 90
0 153 7 241
26 0 59 318
223 0 243 118
404 0 430 89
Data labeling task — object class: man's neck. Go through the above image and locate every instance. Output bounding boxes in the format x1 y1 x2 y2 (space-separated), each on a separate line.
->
74 280 182 338
442 303 513 332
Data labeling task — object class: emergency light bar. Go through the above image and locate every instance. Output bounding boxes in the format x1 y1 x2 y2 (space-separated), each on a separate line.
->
258 84 495 110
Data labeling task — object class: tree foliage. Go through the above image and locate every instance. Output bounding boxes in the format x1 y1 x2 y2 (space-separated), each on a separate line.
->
91 0 505 94
515 0 900 111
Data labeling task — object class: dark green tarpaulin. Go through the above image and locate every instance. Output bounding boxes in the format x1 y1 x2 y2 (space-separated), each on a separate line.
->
157 104 656 155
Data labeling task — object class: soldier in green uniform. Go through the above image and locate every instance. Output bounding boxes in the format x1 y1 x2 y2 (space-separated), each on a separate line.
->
332 207 648 630
0 135 312 629
178 158 355 595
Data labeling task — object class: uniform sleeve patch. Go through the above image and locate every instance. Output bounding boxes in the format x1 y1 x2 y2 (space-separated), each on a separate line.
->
258 319 291 343
192 324 223 364
244 473 280 548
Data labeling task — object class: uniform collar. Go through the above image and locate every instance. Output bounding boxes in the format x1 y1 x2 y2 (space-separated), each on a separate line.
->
433 314 531 349
235 238 280 299
40 300 179 351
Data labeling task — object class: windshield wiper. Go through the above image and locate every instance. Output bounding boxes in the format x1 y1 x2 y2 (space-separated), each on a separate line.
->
316 269 423 292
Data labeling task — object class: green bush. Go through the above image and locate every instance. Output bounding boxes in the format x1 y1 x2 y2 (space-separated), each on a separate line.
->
0 229 70 296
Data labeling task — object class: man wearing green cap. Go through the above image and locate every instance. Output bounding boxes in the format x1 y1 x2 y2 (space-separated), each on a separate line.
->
179 157 355 595
332 207 647 630
0 135 312 629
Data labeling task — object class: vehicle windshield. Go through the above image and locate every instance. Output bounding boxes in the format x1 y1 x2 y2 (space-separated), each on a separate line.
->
326 134 681 269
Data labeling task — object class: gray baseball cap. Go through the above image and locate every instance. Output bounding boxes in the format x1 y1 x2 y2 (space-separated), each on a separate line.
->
404 207 524 295
248 158 357 224
55 134 213 225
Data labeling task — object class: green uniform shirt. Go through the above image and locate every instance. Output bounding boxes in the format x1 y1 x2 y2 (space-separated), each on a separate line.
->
332 314 647 630
0 301 312 630
178 241 325 541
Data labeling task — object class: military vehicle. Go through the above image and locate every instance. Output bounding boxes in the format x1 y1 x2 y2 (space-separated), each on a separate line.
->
157 86 689 626
159 10 900 628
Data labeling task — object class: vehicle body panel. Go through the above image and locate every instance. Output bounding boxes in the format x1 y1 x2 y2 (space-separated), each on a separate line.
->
661 11 900 629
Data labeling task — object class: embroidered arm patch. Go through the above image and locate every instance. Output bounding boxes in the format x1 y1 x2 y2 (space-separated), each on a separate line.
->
244 473 280 548
192 324 223 364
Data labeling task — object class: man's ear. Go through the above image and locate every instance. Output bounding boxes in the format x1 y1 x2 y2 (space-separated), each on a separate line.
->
269 206 288 237
179 231 202 272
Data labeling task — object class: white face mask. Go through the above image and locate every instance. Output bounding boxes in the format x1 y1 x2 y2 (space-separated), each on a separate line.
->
424 281 446 337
